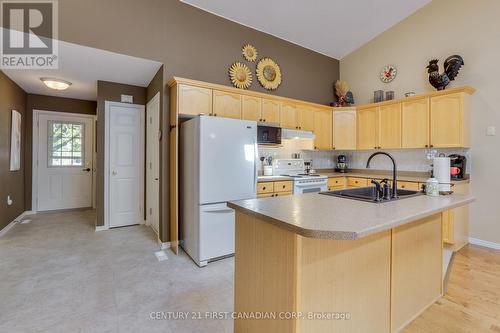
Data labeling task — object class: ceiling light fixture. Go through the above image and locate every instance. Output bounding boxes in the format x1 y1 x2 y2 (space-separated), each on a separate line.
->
40 77 72 90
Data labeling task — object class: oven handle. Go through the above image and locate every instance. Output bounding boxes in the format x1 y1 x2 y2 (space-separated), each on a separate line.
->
294 183 328 188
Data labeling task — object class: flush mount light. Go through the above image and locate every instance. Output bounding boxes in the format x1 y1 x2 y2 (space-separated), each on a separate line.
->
40 77 72 90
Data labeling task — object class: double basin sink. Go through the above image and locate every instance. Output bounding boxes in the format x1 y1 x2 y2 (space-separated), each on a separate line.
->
320 186 423 203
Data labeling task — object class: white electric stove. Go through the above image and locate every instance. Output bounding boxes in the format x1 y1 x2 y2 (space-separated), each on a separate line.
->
272 159 328 194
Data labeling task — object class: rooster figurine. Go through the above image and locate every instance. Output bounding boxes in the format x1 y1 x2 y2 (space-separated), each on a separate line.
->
427 55 464 90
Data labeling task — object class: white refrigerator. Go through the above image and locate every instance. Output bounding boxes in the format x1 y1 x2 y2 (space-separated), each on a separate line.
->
180 116 258 267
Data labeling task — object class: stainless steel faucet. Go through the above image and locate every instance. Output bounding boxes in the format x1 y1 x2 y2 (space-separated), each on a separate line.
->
366 152 398 199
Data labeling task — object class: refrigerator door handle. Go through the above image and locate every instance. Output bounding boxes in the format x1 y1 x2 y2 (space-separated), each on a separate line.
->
253 138 258 194
203 208 234 213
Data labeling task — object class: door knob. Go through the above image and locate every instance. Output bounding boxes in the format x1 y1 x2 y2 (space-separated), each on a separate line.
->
112 170 117 176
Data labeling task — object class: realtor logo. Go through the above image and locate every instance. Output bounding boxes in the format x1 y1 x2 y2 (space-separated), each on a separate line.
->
1 0 58 69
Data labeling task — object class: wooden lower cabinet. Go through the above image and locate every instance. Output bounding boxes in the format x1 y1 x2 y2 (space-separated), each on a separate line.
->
397 181 420 191
234 212 444 333
442 182 469 250
348 177 369 188
391 214 443 332
257 180 293 198
327 177 346 190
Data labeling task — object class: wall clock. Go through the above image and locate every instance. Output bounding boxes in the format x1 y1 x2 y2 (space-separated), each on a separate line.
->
380 65 397 83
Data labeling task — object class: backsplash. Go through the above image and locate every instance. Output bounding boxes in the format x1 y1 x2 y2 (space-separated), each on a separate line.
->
259 139 471 173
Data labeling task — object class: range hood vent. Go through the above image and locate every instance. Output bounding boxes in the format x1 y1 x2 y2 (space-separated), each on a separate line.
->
281 128 315 140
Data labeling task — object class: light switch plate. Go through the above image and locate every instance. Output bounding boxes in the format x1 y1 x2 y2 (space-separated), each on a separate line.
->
487 126 496 136
121 94 133 103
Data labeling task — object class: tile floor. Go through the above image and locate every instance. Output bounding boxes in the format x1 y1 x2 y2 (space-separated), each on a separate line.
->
0 210 234 333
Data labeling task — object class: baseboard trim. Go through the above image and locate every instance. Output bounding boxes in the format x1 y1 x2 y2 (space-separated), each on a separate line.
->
95 225 109 232
0 211 35 237
160 242 171 250
469 237 500 250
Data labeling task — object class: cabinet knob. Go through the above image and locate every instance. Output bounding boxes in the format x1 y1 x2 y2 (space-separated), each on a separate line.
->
425 145 429 148
214 113 217 117
264 119 266 122
263 187 266 190
430 145 434 148
282 185 286 189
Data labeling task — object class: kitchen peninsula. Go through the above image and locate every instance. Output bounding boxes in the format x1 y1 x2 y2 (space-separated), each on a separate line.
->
228 192 474 333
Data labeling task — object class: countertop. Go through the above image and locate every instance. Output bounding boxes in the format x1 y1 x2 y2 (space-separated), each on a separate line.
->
228 193 474 240
258 169 469 184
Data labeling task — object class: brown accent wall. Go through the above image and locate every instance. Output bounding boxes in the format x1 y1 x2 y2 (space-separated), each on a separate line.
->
96 81 146 227
0 71 27 230
24 94 97 210
58 0 340 241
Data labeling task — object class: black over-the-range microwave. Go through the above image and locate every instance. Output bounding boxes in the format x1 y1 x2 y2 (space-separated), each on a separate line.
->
257 125 282 145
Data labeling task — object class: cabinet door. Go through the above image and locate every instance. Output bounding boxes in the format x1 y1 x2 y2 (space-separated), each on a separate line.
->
313 109 333 150
178 84 212 116
430 93 464 147
242 95 261 121
357 107 378 150
296 105 315 131
379 103 402 149
261 99 280 124
333 110 356 150
402 98 430 148
213 90 242 119
280 102 298 129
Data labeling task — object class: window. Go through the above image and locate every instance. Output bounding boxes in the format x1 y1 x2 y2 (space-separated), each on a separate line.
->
48 121 85 167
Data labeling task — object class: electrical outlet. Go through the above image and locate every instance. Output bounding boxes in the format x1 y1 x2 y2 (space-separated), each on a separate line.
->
486 126 496 136
7 195 13 206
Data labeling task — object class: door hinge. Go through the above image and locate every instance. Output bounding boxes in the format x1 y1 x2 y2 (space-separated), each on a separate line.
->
149 208 152 216
149 162 152 170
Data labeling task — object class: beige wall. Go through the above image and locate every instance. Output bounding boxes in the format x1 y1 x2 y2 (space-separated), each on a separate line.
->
340 0 500 244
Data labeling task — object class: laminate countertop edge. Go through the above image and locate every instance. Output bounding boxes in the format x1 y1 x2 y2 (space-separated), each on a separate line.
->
228 194 475 240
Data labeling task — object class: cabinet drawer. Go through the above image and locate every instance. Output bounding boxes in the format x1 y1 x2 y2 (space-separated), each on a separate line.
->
397 181 420 191
257 182 274 194
257 193 275 198
348 177 368 187
274 181 293 193
274 191 293 197
328 177 346 188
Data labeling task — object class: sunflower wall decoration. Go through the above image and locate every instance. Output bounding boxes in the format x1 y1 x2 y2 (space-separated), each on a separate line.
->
242 44 257 62
256 57 282 90
229 62 253 89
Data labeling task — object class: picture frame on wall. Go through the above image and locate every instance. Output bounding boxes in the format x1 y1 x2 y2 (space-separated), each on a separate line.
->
10 110 21 171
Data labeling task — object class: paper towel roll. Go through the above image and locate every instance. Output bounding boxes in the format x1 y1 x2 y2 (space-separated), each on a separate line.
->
433 157 451 192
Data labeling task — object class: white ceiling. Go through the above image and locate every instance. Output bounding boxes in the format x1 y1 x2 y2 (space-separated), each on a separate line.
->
2 31 162 101
181 0 431 59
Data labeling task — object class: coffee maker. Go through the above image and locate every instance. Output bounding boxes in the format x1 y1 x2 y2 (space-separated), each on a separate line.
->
449 154 467 179
335 155 349 173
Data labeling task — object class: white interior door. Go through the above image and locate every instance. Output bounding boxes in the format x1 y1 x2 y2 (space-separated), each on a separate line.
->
36 112 94 211
107 102 144 228
146 93 160 235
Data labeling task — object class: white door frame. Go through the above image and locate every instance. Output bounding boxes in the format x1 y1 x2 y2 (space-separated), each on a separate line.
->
32 110 97 213
146 92 160 234
104 101 145 229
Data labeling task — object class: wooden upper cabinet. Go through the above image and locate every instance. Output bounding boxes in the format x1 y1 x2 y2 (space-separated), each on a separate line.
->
241 95 261 121
261 99 280 124
178 84 212 116
378 103 402 149
213 90 242 119
402 98 430 148
430 92 468 147
296 105 315 131
313 109 333 150
280 102 298 129
357 107 378 150
333 109 356 150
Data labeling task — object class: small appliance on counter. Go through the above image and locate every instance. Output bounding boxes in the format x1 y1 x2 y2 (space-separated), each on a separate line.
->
433 156 452 193
449 154 467 179
335 155 349 173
